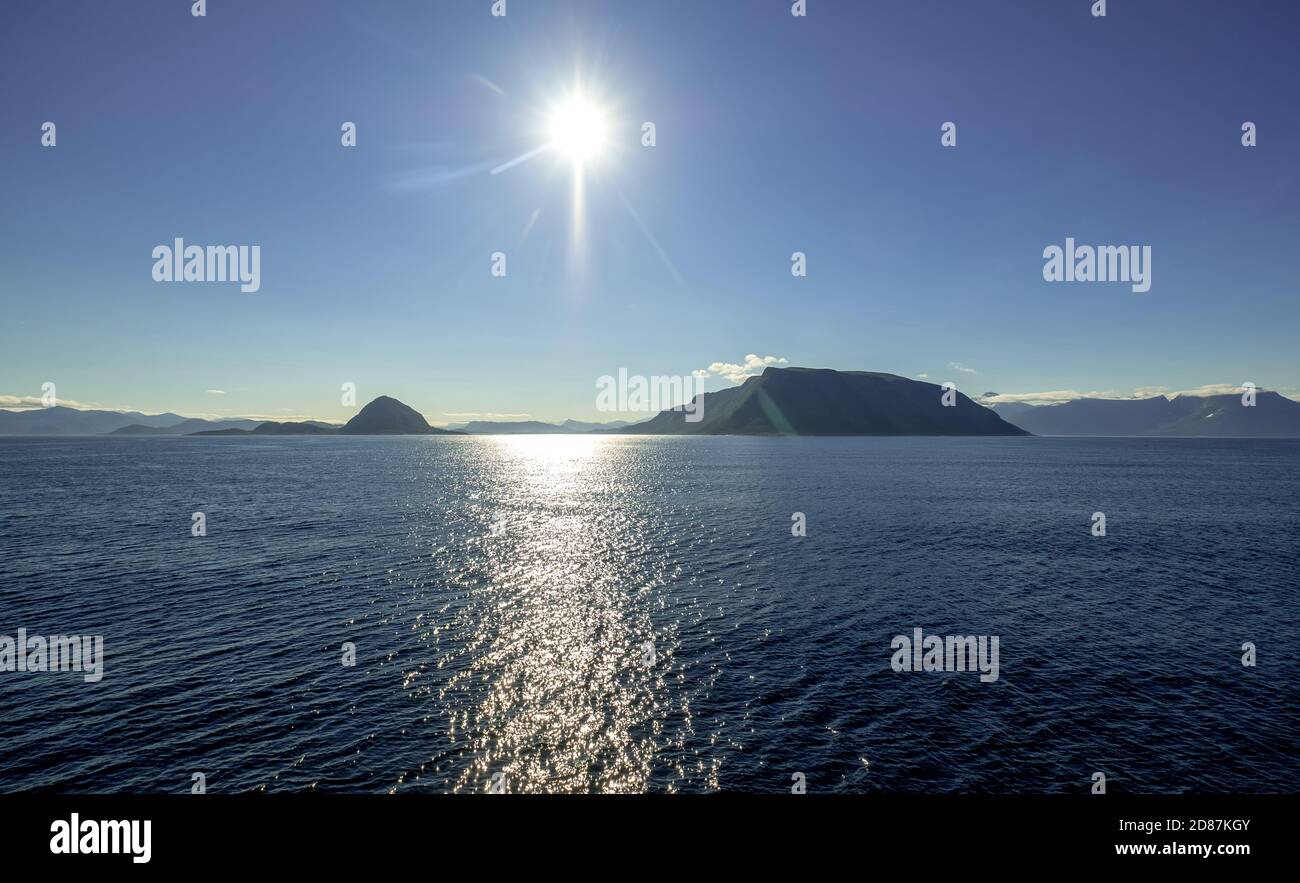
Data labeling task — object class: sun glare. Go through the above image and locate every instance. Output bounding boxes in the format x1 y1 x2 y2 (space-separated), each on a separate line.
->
548 95 608 166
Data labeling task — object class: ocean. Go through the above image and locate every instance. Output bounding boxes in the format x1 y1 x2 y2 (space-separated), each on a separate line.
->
1 435 1296 793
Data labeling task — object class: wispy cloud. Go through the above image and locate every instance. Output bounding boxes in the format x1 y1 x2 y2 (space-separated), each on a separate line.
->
441 412 532 420
948 362 978 375
1167 383 1257 398
1 394 125 411
983 389 1126 404
984 383 1293 405
205 389 226 396
1 395 50 409
698 354 789 385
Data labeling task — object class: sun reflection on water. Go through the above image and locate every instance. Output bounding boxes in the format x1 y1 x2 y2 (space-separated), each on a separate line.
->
425 435 673 792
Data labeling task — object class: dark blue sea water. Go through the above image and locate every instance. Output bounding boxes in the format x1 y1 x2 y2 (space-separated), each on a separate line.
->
1 435 1296 794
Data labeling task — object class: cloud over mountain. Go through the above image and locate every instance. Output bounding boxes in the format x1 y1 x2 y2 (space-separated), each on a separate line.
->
699 354 789 385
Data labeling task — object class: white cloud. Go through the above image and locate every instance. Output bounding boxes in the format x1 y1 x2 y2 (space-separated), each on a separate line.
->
0 395 42 408
441 412 532 420
948 362 978 375
1167 383 1255 398
985 382 1283 406
206 389 226 395
699 354 789 384
983 389 1125 405
0 394 113 411
915 373 930 379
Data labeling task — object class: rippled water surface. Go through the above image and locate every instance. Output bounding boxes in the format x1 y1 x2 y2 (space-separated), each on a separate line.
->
1 435 1297 793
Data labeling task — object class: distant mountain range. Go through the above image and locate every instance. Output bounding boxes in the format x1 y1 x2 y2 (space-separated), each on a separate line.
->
5 375 1300 438
111 418 319 435
192 421 341 436
616 367 1026 436
0 397 451 437
0 406 203 436
990 391 1300 437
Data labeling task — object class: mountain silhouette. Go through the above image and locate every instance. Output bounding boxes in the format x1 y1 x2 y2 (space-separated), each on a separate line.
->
621 367 1027 436
11 386 1299 439
189 397 460 436
340 396 460 435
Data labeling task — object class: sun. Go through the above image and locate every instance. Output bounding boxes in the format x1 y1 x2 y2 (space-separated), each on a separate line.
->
547 94 608 166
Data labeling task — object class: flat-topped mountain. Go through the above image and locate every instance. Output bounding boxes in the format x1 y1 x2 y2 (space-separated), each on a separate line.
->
991 391 1300 437
621 367 1027 436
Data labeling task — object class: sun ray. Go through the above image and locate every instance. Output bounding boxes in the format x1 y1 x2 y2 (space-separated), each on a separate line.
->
491 143 550 176
615 186 684 285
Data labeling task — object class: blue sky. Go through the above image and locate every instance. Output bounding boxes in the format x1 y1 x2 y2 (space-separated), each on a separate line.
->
2 0 1297 424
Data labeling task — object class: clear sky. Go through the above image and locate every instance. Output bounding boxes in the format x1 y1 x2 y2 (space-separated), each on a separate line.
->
2 0 1297 424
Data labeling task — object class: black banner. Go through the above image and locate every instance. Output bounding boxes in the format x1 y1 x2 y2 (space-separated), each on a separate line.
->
0 794 1284 868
